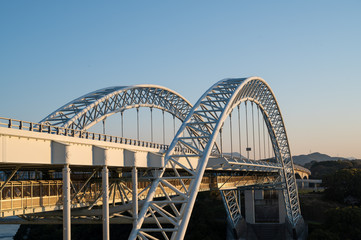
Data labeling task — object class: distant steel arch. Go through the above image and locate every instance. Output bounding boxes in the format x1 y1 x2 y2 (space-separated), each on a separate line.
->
130 77 302 239
40 85 193 130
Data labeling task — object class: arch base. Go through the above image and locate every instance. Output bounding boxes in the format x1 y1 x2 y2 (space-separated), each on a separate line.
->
229 219 307 240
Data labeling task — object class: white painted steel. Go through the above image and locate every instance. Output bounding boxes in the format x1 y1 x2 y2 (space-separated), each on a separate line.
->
63 164 71 240
129 77 301 240
40 85 193 130
0 126 296 174
102 166 110 240
132 167 138 227
220 189 242 228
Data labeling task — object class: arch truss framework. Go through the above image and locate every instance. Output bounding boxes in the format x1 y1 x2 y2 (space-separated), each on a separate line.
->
40 85 193 130
128 77 301 240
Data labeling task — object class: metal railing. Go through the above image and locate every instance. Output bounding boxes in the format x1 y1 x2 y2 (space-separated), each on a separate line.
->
0 117 183 152
0 177 213 216
0 180 63 214
0 117 310 172
0 175 269 216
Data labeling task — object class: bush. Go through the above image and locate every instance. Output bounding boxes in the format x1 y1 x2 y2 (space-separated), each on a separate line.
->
324 207 361 240
309 228 339 240
323 169 361 204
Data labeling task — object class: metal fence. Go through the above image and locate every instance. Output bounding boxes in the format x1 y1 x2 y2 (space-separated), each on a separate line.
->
0 117 188 152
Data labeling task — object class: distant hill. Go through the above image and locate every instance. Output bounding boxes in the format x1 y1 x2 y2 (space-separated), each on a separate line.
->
292 152 348 166
222 151 357 168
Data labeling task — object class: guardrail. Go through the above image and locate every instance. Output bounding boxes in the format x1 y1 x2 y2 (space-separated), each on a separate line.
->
0 117 184 152
0 117 311 168
0 177 213 217
0 175 269 217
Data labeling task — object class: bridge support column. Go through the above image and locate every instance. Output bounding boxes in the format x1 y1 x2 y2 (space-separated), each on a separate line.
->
278 190 286 224
255 189 264 200
102 166 110 240
244 190 255 224
63 164 71 240
132 167 138 227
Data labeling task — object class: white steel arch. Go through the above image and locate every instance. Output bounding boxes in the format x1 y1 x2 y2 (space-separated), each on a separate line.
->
40 85 193 130
129 77 301 240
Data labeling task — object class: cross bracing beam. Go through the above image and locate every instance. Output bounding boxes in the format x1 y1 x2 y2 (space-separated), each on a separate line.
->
220 189 242 229
0 216 177 225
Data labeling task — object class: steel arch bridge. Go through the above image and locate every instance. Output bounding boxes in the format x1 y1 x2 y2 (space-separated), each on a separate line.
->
8 76 303 239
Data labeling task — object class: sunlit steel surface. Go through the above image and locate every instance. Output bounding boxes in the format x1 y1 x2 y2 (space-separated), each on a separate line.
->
130 77 301 239
40 85 193 130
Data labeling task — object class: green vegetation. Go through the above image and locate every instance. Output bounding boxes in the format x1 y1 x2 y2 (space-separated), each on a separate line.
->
185 192 227 240
300 161 361 240
307 207 361 240
299 192 342 223
305 159 361 179
323 168 361 204
300 191 361 240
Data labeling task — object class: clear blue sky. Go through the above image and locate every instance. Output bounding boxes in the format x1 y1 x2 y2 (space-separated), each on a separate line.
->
0 1 360 158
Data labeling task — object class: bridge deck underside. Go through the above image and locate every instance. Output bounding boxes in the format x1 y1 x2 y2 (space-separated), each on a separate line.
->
0 170 277 218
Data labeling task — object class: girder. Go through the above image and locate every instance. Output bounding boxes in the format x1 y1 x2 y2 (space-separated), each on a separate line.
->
129 77 301 240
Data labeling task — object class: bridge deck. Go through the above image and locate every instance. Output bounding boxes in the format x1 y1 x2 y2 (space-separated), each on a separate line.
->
0 117 309 174
0 117 309 219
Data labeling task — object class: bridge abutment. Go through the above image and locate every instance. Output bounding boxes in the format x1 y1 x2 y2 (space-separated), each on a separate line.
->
244 190 255 224
223 188 307 240
278 190 286 224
